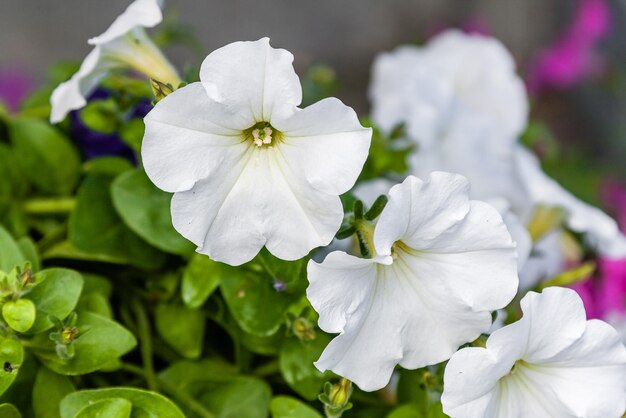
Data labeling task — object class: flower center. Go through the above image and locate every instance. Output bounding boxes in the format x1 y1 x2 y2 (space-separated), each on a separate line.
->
244 122 281 148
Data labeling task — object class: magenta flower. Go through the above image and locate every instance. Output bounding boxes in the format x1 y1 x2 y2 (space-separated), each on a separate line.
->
527 0 611 93
0 67 33 112
573 180 626 326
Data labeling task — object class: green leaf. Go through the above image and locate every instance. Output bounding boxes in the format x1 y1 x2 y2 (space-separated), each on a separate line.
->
111 169 194 255
159 360 270 418
34 312 136 375
0 403 21 418
0 226 25 272
155 302 205 359
84 157 133 179
386 404 422 418
220 265 301 337
24 268 84 334
75 274 113 318
119 118 146 152
182 254 222 308
74 398 132 418
270 396 322 418
16 237 40 272
32 367 76 418
0 338 24 397
279 335 332 400
79 99 120 134
159 359 238 387
69 175 166 270
198 376 271 418
60 388 185 418
9 118 80 195
3 299 36 333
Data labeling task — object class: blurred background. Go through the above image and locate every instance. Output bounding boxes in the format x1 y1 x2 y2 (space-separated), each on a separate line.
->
1 0 625 179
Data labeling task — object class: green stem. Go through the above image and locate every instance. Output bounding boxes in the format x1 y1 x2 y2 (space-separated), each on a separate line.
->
354 220 376 258
131 299 158 392
252 360 280 377
22 198 76 215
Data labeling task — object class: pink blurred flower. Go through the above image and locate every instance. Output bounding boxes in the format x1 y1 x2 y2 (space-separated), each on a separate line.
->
0 67 33 112
573 180 626 322
573 258 626 319
527 0 611 94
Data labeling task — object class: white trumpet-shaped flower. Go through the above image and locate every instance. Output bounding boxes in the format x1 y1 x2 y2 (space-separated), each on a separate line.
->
307 173 518 391
369 29 626 270
442 287 626 418
50 0 180 123
141 38 371 266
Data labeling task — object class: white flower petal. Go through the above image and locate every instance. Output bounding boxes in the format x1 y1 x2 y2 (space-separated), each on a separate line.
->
443 287 626 418
309 250 491 391
424 30 528 139
520 288 587 362
369 46 452 147
515 146 626 257
49 48 115 123
200 38 302 124
172 146 343 266
309 173 517 391
374 174 518 311
374 173 471 254
275 98 371 195
88 0 162 45
142 82 247 193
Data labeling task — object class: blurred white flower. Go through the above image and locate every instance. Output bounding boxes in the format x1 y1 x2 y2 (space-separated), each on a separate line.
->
369 30 528 208
369 28 626 272
307 172 518 391
142 38 371 266
50 0 180 123
515 145 626 257
442 287 626 418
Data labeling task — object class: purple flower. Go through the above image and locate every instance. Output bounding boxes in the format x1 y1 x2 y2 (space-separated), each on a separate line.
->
70 89 152 161
0 67 33 112
527 0 611 93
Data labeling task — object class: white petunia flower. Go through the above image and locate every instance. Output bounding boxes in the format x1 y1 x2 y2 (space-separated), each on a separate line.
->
442 287 626 418
307 172 518 391
369 29 626 268
369 30 528 207
141 38 371 266
50 0 180 123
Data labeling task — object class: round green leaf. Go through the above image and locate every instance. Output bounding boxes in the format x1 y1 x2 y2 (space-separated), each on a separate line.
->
279 335 332 400
74 398 132 418
9 118 80 195
34 312 136 375
24 268 83 334
69 175 165 270
182 254 221 308
0 338 24 397
32 366 75 418
197 376 271 418
0 403 21 418
387 404 422 418
60 388 185 418
270 396 322 418
155 302 205 359
111 169 194 255
220 267 300 337
3 299 36 333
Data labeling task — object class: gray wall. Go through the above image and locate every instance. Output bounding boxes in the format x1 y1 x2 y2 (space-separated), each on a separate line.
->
1 0 556 110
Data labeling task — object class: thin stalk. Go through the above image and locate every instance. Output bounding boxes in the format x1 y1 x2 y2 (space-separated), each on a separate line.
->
23 197 76 215
131 298 158 391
